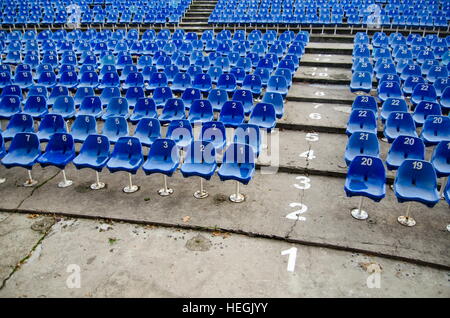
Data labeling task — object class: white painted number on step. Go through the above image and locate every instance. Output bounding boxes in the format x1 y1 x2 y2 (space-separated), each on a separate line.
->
294 176 311 190
309 113 322 120
305 133 319 142
315 91 325 96
299 150 316 160
286 202 308 221
281 247 298 272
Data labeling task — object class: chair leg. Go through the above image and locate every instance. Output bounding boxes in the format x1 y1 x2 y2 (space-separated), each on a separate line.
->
158 175 173 196
398 201 416 227
123 172 139 193
58 169 73 188
194 177 208 199
90 171 106 190
351 196 368 220
229 181 245 203
23 169 38 187
439 176 447 200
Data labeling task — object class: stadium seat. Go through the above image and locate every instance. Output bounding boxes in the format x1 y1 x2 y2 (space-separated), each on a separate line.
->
378 81 403 102
412 101 442 126
350 71 372 93
346 109 377 136
420 115 450 146
48 86 69 106
217 143 255 203
384 111 418 143
159 98 186 124
411 83 437 105
431 141 450 199
181 88 201 109
0 95 21 119
102 116 129 144
100 87 121 106
1 132 41 186
188 99 214 124
380 98 408 122
2 113 34 141
351 95 378 116
37 132 75 188
133 118 161 147
106 136 144 193
394 159 440 226
386 135 425 170
242 74 263 97
219 100 245 128
344 132 379 166
142 138 179 196
248 102 277 131
51 96 76 119
78 96 102 119
130 98 158 124
0 133 5 183
37 113 67 142
71 115 97 143
262 92 284 118
72 133 110 190
208 89 228 112
233 124 261 157
440 87 450 110
171 72 192 93
344 155 386 220
166 119 193 150
200 121 227 151
181 140 217 199
403 76 425 96
74 87 95 106
102 97 130 120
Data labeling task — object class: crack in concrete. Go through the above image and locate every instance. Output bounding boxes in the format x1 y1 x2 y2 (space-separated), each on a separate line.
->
14 171 61 211
0 218 55 290
285 141 313 239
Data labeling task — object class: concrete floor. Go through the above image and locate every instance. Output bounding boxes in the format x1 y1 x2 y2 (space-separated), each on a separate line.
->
0 212 448 297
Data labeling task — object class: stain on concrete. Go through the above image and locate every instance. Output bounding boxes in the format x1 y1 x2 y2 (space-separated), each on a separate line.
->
31 217 55 233
213 194 228 204
185 234 212 252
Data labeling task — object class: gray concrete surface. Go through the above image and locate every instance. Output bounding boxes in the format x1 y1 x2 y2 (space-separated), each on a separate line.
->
289 83 360 104
294 66 351 85
0 213 448 297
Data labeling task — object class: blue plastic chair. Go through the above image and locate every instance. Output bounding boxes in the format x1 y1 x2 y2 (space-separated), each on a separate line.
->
102 97 130 120
248 102 276 131
51 95 76 119
101 116 129 144
130 98 158 124
430 140 450 199
346 109 377 136
344 155 386 219
350 71 372 93
1 132 41 186
0 95 21 119
217 143 256 203
344 132 379 166
166 119 194 149
412 101 442 126
181 88 201 109
411 83 437 105
231 89 253 115
106 136 144 193
403 76 425 96
380 98 408 122
147 72 168 90
99 87 121 106
262 92 284 118
78 96 103 118
71 115 97 143
351 95 378 116
2 113 34 141
420 115 450 146
242 74 263 97
37 132 75 187
233 123 262 157
181 140 217 199
386 135 425 170
394 159 439 226
266 75 288 97
378 81 403 102
47 86 69 106
188 99 214 124
159 98 186 124
142 138 179 196
208 88 228 112
216 73 237 95
440 86 450 110
171 72 192 93
99 71 120 89
37 113 67 142
153 86 173 109
74 87 95 106
383 112 418 142
219 100 245 128
14 71 34 89
134 118 161 147
200 121 227 152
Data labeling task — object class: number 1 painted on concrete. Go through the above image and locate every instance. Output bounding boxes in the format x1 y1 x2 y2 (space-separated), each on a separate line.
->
281 247 298 272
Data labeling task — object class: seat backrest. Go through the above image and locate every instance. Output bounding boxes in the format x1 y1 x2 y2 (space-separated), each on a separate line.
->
8 132 40 156
147 138 178 162
38 113 65 133
352 95 377 113
72 114 96 133
233 123 261 152
167 119 193 141
184 140 216 164
135 118 161 138
222 142 255 166
53 95 75 113
103 116 129 136
220 100 244 117
45 132 75 154
389 135 425 159
346 155 386 186
422 115 450 137
112 136 143 161
395 159 437 192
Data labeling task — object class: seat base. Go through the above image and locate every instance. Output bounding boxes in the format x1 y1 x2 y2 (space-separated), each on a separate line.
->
229 192 245 203
58 179 73 188
194 190 208 199
351 208 368 220
24 178 38 187
91 182 106 190
397 215 416 227
158 187 174 196
123 185 139 193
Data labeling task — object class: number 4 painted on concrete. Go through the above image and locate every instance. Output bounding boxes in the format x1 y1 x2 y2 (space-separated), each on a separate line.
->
281 247 298 272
